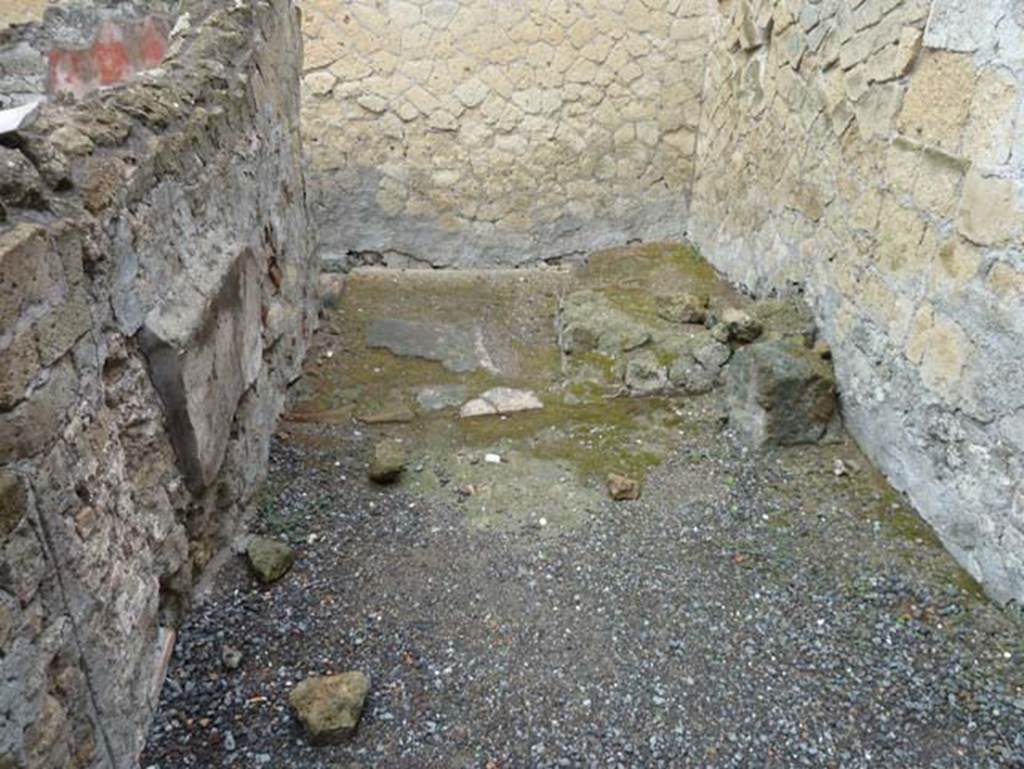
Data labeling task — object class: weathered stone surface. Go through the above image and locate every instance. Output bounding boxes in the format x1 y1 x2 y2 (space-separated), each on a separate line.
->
0 224 48 336
369 441 406 484
0 146 46 212
726 341 838 448
247 538 295 584
0 469 25 543
366 319 493 373
957 169 1020 247
963 67 1018 165
289 672 370 745
0 359 76 463
0 329 39 410
668 355 718 395
896 50 975 153
139 249 263 493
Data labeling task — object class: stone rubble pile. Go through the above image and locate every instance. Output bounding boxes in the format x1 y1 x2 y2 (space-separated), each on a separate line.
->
559 288 837 448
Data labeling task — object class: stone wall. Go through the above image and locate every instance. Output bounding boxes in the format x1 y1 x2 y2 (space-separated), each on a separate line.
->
0 1 316 767
299 0 712 269
689 0 1024 603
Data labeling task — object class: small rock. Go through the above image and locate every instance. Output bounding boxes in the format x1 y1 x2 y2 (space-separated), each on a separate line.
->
656 292 709 324
607 473 641 501
246 538 295 584
460 387 543 418
221 644 243 670
289 671 370 745
369 441 406 484
223 731 236 752
484 453 502 464
716 308 763 344
833 458 849 477
624 350 668 394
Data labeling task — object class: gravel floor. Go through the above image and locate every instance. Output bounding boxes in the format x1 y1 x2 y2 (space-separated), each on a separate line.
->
142 258 1024 768
141 418 1024 769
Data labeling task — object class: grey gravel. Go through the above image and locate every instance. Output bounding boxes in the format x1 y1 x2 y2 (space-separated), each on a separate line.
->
142 421 1024 769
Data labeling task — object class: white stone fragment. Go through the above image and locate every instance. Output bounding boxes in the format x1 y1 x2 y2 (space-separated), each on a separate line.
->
459 387 543 418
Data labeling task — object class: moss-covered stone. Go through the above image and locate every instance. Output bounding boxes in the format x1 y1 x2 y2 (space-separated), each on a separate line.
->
246 537 295 584
369 440 406 484
727 340 837 448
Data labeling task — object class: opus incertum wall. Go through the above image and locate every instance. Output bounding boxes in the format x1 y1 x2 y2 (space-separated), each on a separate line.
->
299 0 713 269
299 0 1024 605
691 0 1024 603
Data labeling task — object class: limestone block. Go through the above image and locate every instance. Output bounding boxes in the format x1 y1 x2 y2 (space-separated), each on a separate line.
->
735 0 768 51
957 169 1020 247
963 68 1018 166
0 146 47 213
33 288 91 367
139 250 263 493
924 0 1007 53
987 261 1024 300
896 51 975 154
932 238 981 292
853 82 904 140
864 27 922 83
0 0 48 25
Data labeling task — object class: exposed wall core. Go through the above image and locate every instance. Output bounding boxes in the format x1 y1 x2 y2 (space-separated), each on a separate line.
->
0 1 177 106
300 0 712 269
